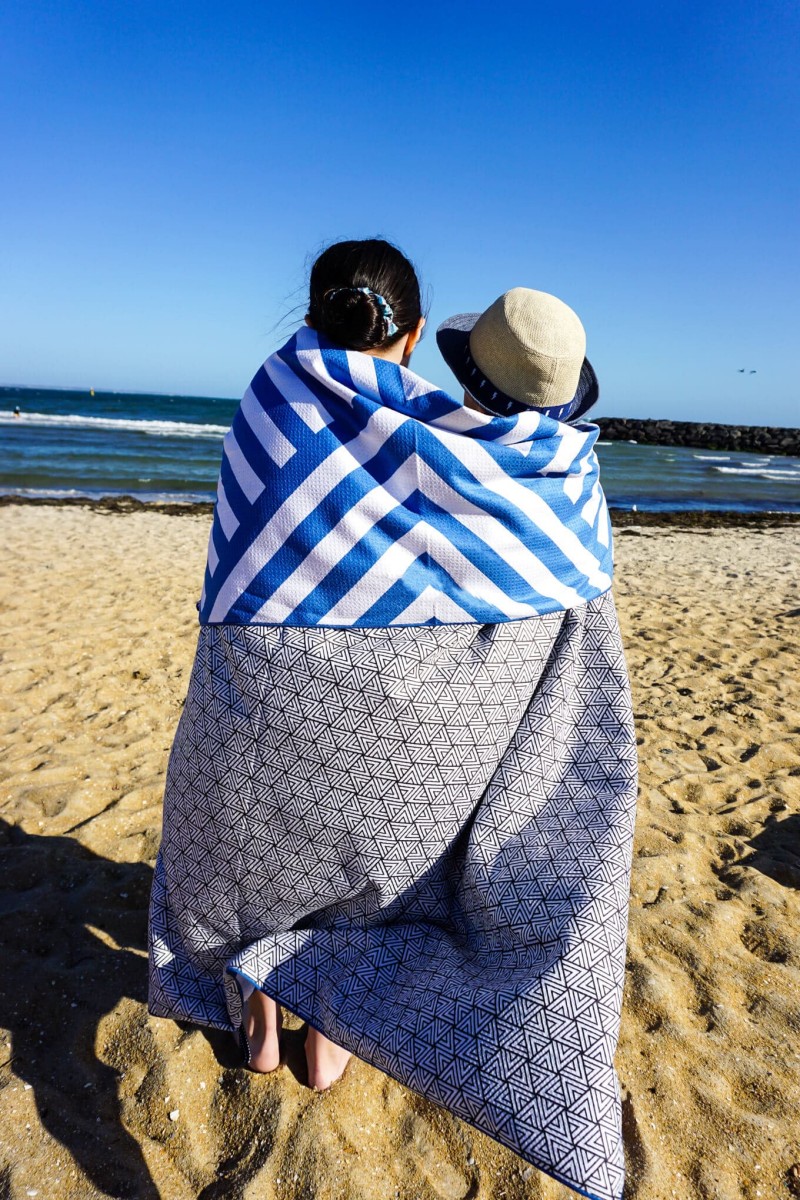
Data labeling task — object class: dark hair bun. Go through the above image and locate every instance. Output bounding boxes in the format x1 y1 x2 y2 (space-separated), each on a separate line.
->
319 288 387 351
308 238 422 352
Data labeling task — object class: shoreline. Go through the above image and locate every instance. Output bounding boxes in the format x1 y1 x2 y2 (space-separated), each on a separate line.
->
2 492 799 529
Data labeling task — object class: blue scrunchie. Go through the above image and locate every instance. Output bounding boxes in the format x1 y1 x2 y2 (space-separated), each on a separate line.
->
327 286 398 337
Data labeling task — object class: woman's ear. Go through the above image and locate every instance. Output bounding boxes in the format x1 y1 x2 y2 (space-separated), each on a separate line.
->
402 316 426 363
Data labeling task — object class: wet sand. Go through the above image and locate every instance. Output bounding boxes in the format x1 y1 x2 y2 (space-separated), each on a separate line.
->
1 503 798 1200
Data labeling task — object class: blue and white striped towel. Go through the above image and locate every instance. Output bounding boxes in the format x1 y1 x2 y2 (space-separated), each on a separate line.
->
199 326 613 627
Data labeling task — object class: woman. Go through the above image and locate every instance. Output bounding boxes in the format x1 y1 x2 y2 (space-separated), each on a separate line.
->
148 238 637 1200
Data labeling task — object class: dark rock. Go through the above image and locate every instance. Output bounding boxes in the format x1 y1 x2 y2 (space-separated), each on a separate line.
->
595 418 799 456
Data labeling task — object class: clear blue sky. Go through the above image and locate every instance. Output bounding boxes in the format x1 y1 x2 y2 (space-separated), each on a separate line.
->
1 1 798 424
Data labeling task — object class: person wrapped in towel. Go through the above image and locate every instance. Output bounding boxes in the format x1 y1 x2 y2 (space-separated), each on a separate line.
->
148 238 637 1200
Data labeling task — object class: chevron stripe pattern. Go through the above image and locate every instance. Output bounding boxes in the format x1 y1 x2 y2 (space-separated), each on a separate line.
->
198 327 614 628
148 592 637 1200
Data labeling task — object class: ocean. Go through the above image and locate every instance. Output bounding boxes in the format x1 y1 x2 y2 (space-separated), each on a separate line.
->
2 386 799 513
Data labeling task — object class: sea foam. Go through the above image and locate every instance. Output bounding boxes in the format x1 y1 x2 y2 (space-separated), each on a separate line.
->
0 410 227 439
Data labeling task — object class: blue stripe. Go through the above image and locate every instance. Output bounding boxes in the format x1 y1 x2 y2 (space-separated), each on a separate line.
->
480 414 522 441
315 343 357 394
218 441 250 520
354 554 510 626
291 502 420 622
278 337 377 445
372 356 457 421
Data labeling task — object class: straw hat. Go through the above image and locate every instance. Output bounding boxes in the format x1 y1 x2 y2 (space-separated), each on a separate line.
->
436 287 599 422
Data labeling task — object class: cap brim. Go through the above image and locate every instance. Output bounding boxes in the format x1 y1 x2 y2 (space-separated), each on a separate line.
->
436 313 480 389
569 358 600 423
436 314 599 424
437 314 529 418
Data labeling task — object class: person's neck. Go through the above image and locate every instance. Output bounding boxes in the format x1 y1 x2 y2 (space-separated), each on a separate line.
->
365 341 405 364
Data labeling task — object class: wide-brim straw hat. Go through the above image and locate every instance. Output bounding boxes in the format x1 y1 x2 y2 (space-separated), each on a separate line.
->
437 287 599 422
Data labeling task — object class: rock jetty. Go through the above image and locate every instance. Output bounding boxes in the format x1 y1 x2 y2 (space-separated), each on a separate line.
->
595 418 799 456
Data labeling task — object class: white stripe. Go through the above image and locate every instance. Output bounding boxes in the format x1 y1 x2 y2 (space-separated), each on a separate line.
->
428 405 494 432
346 350 379 398
564 457 592 504
400 368 443 403
249 464 417 623
204 524 219 578
597 500 612 550
539 426 586 475
215 480 239 541
241 386 296 467
264 354 333 432
429 404 543 449
294 335 359 406
488 418 524 445
317 538 417 624
581 480 603 527
513 410 542 438
206 408 403 623
224 428 265 504
461 442 612 592
319 522 539 625
391 584 477 625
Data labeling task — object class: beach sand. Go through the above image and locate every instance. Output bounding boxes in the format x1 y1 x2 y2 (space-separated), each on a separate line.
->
1 502 798 1200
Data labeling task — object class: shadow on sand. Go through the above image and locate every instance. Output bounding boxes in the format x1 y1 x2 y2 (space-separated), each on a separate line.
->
0 818 160 1198
738 812 800 890
0 820 323 1200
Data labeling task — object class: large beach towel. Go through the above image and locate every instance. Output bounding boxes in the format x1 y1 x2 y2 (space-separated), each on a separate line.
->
197 326 613 628
149 332 636 1200
149 592 637 1200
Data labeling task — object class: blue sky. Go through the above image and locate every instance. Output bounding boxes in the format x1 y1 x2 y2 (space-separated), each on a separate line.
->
1 1 798 424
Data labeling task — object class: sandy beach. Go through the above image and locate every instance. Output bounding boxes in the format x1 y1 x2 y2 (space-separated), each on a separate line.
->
1 502 798 1200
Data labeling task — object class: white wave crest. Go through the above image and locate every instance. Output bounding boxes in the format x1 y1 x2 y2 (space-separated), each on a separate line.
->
712 465 800 480
0 485 214 503
0 410 227 439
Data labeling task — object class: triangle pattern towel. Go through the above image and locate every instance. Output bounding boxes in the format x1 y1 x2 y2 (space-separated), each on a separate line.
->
149 592 637 1200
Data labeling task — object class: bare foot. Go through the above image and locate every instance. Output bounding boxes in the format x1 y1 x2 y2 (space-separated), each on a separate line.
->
305 1026 352 1091
243 989 282 1073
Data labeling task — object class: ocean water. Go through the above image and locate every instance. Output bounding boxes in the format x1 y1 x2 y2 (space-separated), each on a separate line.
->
2 387 799 513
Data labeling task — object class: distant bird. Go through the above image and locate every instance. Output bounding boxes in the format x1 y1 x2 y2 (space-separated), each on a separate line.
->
749 370 757 374
738 368 745 373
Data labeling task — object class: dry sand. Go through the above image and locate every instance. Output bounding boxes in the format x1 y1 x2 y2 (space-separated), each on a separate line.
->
0 503 798 1200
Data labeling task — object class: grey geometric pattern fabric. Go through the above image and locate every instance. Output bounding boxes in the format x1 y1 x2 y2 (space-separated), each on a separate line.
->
149 592 637 1200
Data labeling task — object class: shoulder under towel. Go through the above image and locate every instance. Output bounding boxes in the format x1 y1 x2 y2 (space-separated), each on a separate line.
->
199 327 614 628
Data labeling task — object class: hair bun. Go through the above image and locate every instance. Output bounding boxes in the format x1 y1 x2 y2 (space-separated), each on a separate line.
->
320 287 386 351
